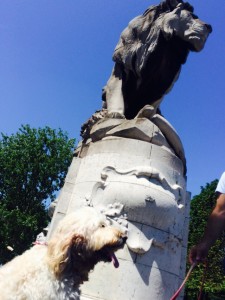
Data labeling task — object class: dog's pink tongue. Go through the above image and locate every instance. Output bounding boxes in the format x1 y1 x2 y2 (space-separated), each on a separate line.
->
111 252 119 268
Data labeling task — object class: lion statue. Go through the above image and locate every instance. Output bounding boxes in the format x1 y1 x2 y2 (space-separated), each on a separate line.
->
102 0 212 119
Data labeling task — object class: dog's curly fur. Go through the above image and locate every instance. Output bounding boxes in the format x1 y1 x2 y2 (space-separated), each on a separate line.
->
0 207 127 300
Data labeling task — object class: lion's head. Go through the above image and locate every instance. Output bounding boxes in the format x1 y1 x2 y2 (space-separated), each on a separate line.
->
113 0 212 76
161 3 212 52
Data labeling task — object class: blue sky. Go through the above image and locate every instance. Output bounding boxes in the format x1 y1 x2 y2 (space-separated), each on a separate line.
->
0 0 224 197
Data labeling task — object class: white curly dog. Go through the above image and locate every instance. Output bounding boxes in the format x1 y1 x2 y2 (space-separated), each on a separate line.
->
0 206 127 300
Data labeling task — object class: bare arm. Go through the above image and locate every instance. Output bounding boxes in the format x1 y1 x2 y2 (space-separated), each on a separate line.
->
189 193 225 264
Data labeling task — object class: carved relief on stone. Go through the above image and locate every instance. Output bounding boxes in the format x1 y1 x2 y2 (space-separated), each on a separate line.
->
85 163 185 254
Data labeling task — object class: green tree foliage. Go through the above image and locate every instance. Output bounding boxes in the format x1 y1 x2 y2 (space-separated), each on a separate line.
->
0 125 75 264
185 180 225 299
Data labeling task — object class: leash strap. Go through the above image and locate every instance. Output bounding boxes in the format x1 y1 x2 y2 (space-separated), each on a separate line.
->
170 262 197 300
197 263 207 300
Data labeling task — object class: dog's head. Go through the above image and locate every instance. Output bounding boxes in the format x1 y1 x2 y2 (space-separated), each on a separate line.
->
47 207 127 281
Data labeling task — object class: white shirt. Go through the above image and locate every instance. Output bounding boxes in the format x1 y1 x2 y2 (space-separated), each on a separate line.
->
216 172 225 194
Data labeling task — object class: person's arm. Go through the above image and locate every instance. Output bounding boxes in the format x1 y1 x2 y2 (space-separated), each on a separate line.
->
189 193 225 264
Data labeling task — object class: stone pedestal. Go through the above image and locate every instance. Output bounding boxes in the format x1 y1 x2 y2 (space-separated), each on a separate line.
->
47 112 190 300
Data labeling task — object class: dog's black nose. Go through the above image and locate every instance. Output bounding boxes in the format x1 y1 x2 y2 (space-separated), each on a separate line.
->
122 236 127 243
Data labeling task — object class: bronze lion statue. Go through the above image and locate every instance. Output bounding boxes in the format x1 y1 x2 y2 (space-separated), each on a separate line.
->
102 0 212 119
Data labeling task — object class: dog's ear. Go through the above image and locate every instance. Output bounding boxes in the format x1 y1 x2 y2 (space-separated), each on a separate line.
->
71 234 88 254
47 233 88 278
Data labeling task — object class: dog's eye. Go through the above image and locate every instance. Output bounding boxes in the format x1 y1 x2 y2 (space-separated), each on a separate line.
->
101 224 106 228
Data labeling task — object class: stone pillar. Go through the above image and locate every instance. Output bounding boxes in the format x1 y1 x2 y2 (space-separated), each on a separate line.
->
46 0 212 296
48 109 190 300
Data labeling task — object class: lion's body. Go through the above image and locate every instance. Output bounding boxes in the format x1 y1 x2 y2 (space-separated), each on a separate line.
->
103 0 212 119
115 33 190 119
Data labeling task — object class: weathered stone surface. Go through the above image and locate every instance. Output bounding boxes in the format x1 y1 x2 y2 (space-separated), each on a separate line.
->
105 118 172 150
106 118 154 142
80 260 180 300
90 118 124 142
151 114 186 171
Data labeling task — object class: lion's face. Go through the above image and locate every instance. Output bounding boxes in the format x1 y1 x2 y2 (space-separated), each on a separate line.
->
162 4 212 52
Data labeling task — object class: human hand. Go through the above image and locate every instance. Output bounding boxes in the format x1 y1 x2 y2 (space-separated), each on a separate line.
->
189 242 210 264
